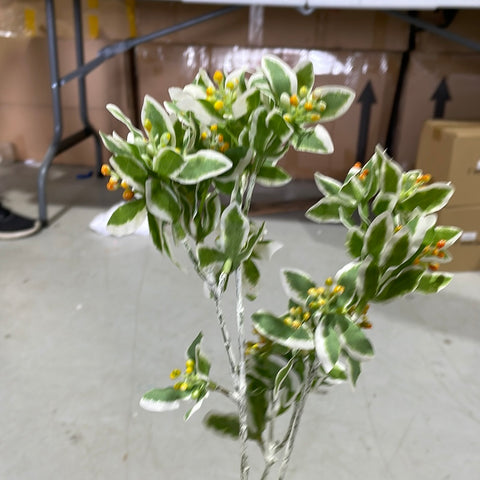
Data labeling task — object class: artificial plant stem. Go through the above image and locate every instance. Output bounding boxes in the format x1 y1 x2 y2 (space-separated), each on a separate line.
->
182 239 238 378
235 268 250 480
278 359 317 480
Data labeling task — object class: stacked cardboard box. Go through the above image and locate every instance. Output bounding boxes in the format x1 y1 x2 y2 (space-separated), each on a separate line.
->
416 120 480 271
0 0 135 166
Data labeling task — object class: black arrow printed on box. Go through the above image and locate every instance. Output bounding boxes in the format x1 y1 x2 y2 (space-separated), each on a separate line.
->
431 77 451 119
356 80 377 165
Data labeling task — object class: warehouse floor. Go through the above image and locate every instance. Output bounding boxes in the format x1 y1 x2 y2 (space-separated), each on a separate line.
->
1 160 479 480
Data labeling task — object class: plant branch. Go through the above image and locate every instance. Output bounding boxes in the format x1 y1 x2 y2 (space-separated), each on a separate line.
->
278 358 318 480
235 268 250 480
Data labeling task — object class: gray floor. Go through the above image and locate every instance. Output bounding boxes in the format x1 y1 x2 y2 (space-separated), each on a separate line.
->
1 160 479 479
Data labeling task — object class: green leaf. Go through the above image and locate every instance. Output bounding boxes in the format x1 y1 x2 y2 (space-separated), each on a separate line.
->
141 94 175 142
372 192 397 216
400 184 454 214
153 148 184 177
262 54 297 97
140 386 191 412
197 246 225 269
187 332 203 362
315 324 341 373
147 213 163 253
203 412 240 439
281 269 316 303
345 352 362 387
346 227 364 258
314 172 342 197
316 86 355 122
243 258 261 301
267 110 294 145
335 261 361 307
362 212 393 262
295 59 314 92
220 203 250 262
292 125 333 154
375 267 424 302
416 272 453 294
145 179 181 223
107 199 147 236
356 260 380 304
171 150 232 185
252 311 314 351
257 165 292 187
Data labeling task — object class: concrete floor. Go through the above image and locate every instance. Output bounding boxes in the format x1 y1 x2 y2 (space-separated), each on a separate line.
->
1 160 480 479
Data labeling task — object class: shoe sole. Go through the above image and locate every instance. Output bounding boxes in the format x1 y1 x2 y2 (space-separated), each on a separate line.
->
0 221 42 240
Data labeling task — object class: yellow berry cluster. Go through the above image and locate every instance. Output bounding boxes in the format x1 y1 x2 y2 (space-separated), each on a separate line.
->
171 358 196 392
204 70 239 119
101 164 135 201
281 86 327 125
200 124 230 153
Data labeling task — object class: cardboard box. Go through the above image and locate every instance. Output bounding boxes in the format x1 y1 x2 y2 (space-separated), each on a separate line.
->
135 44 401 181
134 3 409 51
0 37 134 165
0 0 135 40
416 120 480 207
437 205 480 272
415 10 480 54
391 52 480 172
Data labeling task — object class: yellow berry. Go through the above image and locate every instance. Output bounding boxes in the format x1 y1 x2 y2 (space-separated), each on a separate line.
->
325 277 333 286
144 119 152 132
226 81 234 90
316 287 325 296
185 366 194 374
186 359 195 369
100 164 111 176
206 86 215 96
318 101 327 111
214 100 224 111
210 124 218 132
292 320 301 329
290 94 299 106
307 287 317 296
303 312 310 321
318 298 327 306
213 70 224 84
121 180 129 189
299 86 308 97
284 316 293 326
283 114 292 123
201 131 208 140
170 369 181 379
304 101 313 111
333 285 345 295
310 114 321 122
179 382 189 391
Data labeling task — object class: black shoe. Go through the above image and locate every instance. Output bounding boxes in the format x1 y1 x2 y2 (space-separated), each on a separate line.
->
0 205 41 240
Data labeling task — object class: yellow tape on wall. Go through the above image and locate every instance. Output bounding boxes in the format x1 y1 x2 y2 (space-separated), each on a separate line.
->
24 8 37 37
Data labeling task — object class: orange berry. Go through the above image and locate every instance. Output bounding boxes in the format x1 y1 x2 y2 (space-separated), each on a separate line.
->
429 263 440 271
122 189 134 201
106 179 118 191
436 239 446 249
304 101 313 111
290 94 299 106
100 164 111 176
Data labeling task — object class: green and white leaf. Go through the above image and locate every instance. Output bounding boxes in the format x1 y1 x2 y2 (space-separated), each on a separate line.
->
315 324 341 373
171 150 232 185
141 94 175 142
252 311 314 351
337 317 374 360
400 183 454 214
375 267 424 302
243 258 260 301
416 271 453 294
109 155 148 193
107 199 147 236
295 59 314 92
256 165 292 187
140 386 191 412
145 179 181 223
314 172 342 197
281 269 316 303
261 54 297 97
106 103 144 139
153 148 184 178
292 125 333 154
231 88 260 119
316 86 355 122
220 203 250 262
362 212 394 262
